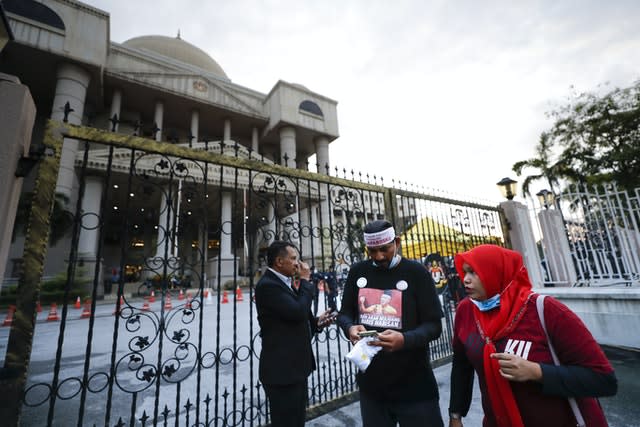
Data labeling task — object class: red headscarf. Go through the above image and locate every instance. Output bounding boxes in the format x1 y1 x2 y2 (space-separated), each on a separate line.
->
454 245 534 427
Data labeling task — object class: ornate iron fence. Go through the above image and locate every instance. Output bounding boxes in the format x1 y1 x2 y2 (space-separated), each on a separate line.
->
531 183 640 287
0 121 505 426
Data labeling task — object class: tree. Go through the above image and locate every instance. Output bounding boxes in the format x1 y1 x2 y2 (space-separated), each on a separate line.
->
513 80 640 194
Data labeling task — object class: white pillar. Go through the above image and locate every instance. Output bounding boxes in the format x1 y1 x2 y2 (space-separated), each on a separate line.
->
266 203 276 246
314 135 330 175
499 200 544 287
0 76 36 285
109 89 122 132
223 118 231 143
154 101 164 142
52 63 91 200
220 192 233 257
251 127 259 154
190 110 199 143
77 176 106 297
538 209 577 286
154 188 174 258
208 191 239 286
279 126 296 168
78 177 104 257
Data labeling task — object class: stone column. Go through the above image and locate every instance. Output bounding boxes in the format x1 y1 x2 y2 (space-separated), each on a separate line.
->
209 191 238 287
220 192 233 258
0 74 35 286
154 188 174 258
145 186 177 280
279 126 296 168
52 63 91 201
190 110 199 143
538 209 577 286
314 135 330 175
266 203 276 246
223 118 231 142
109 89 122 132
499 200 544 287
78 176 105 297
154 101 164 142
251 127 259 155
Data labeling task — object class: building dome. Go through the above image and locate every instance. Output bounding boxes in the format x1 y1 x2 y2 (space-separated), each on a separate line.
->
123 35 228 79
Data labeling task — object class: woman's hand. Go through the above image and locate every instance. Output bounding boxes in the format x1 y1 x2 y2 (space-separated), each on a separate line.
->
449 418 463 427
490 352 543 382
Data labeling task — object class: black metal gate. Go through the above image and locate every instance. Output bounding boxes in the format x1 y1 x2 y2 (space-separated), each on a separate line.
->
0 121 505 426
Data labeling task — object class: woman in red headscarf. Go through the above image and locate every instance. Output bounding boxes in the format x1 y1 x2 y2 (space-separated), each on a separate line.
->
447 245 616 427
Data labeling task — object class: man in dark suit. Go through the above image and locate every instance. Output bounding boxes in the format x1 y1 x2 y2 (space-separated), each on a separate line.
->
255 240 335 427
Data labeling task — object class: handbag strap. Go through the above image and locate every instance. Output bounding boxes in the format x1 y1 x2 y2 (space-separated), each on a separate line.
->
536 294 586 427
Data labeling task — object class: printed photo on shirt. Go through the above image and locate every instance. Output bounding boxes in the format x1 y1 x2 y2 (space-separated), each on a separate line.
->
358 288 402 329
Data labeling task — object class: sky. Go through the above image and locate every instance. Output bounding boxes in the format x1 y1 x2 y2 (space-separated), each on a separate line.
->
83 0 640 204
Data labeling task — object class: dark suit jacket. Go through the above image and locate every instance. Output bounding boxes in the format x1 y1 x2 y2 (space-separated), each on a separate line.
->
255 269 318 386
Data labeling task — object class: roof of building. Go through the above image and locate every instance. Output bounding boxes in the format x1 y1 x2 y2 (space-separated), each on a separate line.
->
122 34 228 79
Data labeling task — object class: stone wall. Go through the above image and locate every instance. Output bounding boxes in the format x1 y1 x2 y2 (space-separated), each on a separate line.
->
539 288 640 350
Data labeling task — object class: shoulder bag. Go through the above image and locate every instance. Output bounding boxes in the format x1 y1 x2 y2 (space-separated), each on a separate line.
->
536 294 586 427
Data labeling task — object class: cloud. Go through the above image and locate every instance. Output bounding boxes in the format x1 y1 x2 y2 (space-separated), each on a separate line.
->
84 0 640 201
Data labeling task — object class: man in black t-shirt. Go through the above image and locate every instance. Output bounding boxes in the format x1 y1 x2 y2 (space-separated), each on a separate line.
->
337 220 445 427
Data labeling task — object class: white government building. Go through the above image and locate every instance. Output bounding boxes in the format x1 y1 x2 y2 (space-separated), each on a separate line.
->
1 0 364 290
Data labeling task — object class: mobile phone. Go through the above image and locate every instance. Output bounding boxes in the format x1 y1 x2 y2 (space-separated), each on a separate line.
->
357 330 378 338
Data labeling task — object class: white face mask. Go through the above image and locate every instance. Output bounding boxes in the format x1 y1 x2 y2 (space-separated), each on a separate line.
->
373 254 401 269
470 293 501 311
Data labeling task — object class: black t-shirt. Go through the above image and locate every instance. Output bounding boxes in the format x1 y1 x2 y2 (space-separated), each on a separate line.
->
338 258 443 401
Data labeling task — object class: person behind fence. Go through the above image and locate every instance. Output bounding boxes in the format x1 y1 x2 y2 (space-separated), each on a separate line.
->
312 268 339 313
448 244 617 427
337 220 445 427
255 240 336 427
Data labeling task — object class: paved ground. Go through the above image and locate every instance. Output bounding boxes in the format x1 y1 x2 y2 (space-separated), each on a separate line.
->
308 347 639 427
1 292 637 426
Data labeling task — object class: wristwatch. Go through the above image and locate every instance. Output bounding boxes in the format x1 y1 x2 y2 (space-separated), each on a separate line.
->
449 412 462 420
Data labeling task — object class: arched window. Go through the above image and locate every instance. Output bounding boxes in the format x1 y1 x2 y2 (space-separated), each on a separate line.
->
299 100 323 117
4 0 66 31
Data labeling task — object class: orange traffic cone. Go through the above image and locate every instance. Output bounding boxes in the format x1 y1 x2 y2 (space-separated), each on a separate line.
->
235 287 244 302
2 305 16 327
185 293 192 309
178 289 185 300
80 300 92 319
36 301 42 313
203 289 209 298
141 297 150 311
221 290 229 304
46 303 60 322
149 290 156 303
74 296 81 309
164 294 172 310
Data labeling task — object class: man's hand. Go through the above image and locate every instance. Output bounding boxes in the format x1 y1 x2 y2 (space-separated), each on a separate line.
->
369 330 404 352
490 352 543 382
298 262 311 281
348 325 366 344
317 309 336 329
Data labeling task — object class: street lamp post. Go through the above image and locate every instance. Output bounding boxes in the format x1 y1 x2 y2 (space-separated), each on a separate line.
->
536 189 555 210
496 177 518 200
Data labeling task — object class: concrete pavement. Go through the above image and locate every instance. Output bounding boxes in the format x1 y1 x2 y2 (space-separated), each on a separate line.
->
308 347 639 427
